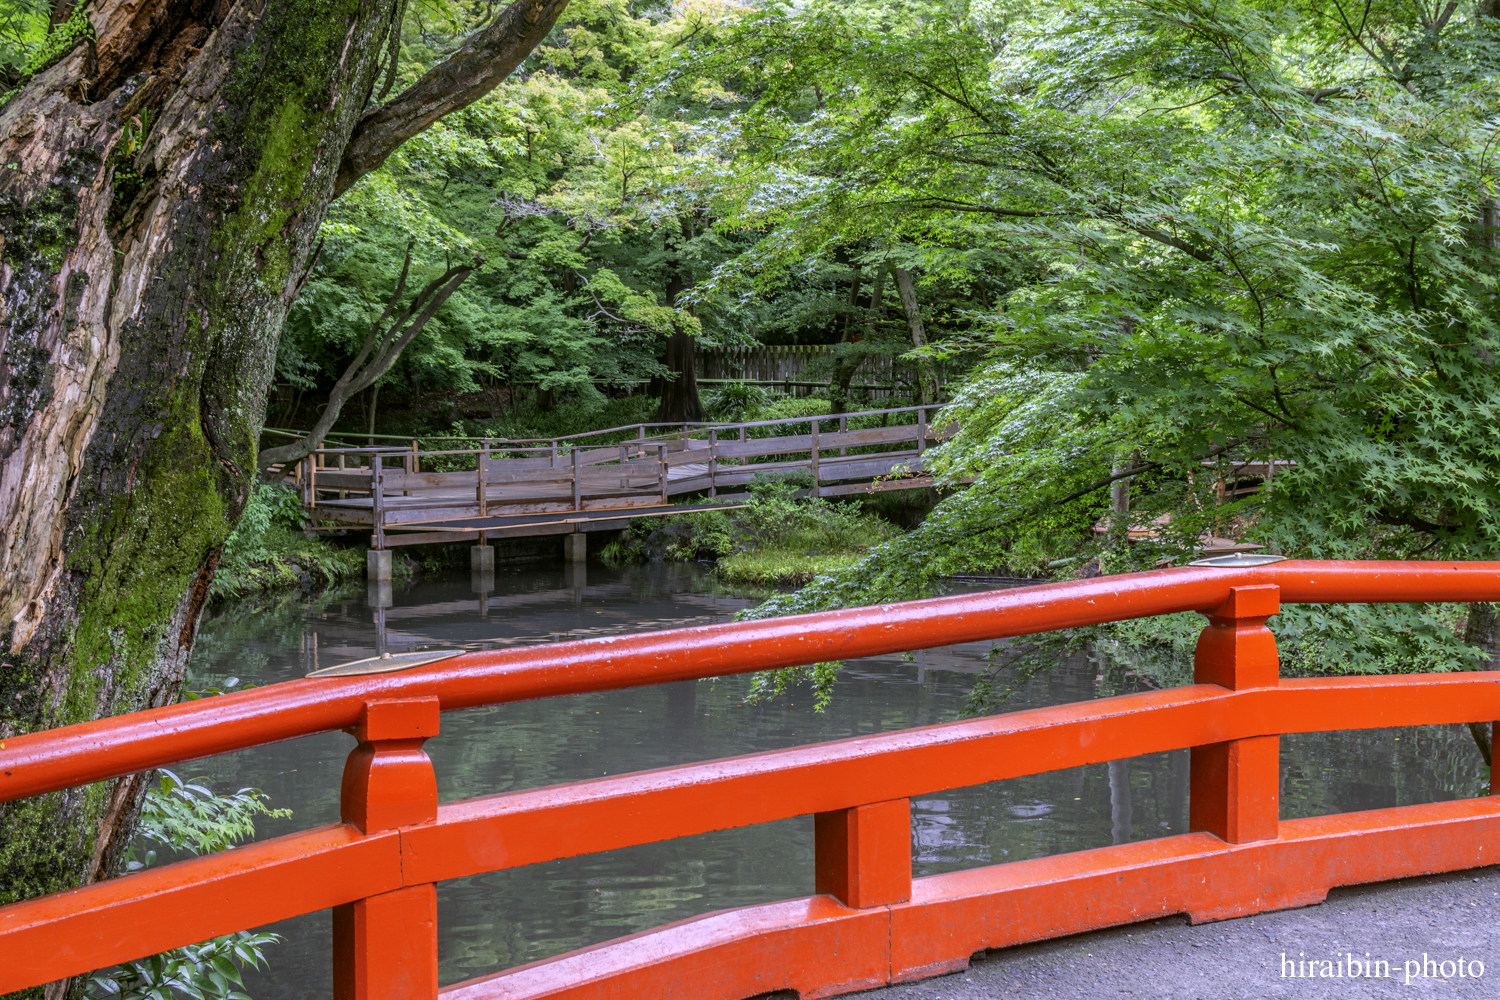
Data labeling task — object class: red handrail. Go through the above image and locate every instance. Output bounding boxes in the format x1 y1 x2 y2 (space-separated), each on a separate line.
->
3 560 1493 804
2 560 1498 999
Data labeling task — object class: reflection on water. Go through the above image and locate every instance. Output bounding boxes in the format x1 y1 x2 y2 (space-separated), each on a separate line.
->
182 562 1490 996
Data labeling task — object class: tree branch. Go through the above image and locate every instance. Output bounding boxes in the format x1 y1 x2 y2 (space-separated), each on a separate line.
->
258 258 479 472
1128 224 1216 263
1373 508 1451 534
335 0 573 196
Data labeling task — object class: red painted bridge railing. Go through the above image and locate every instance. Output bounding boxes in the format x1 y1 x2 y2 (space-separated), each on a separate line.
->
3 561 1500 998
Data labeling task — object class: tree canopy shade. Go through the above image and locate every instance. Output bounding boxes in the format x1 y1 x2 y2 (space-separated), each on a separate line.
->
0 0 568 973
689 0 1500 699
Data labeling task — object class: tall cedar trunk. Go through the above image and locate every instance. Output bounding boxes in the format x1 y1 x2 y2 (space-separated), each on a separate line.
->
0 0 570 980
891 266 939 405
829 268 862 415
656 220 702 423
657 328 703 422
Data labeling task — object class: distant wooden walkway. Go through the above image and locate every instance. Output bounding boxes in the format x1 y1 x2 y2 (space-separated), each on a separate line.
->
287 405 955 550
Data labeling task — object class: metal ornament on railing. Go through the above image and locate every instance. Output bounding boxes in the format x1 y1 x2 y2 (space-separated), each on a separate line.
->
305 649 464 678
1188 553 1288 568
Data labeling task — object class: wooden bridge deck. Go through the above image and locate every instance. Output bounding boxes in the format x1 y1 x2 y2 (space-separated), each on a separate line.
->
289 405 955 548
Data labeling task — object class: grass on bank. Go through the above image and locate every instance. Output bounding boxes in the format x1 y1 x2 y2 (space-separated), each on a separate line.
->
602 473 901 585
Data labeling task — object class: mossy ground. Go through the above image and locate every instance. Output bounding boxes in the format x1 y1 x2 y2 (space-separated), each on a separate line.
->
210 482 396 600
602 474 899 586
211 524 367 600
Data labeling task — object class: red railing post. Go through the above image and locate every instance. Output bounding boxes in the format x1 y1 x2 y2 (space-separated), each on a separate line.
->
814 798 912 908
333 698 441 1000
1190 584 1280 844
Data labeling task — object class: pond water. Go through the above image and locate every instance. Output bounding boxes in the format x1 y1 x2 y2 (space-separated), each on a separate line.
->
181 562 1490 997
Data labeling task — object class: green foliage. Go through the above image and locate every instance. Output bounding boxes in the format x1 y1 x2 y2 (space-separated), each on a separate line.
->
0 0 89 102
0 0 47 75
260 0 1500 710
129 769 290 863
715 480 885 582
222 482 305 557
213 482 363 599
86 772 289 1000
602 504 738 564
270 0 971 440
461 391 659 442
743 396 830 424
277 0 760 435
605 473 896 593
689 0 1500 705
703 382 770 423
86 932 281 1000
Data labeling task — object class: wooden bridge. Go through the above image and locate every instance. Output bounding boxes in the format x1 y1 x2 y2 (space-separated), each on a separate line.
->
283 405 953 570
3 561 1500 999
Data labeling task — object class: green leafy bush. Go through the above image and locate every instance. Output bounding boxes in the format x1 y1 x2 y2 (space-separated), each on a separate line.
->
87 771 290 999
129 769 290 864
605 473 895 585
213 482 363 599
704 382 770 423
86 931 283 1000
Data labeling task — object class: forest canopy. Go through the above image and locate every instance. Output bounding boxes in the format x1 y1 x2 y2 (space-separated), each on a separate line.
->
264 3 1500 541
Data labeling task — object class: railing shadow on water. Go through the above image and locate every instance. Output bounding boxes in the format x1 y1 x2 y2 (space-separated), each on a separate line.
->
3 560 1500 999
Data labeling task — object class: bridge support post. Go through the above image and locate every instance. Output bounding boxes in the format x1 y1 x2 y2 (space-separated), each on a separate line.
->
564 530 586 564
366 548 392 582
1190 584 1281 844
471 543 494 572
814 798 912 908
334 698 441 1000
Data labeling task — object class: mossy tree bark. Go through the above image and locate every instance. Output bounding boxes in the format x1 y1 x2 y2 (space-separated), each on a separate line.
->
0 0 568 993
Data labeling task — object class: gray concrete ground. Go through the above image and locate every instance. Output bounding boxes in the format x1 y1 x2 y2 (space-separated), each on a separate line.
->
869 867 1500 998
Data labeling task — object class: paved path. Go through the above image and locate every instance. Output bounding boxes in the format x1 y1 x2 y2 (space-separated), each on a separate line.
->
869 867 1500 998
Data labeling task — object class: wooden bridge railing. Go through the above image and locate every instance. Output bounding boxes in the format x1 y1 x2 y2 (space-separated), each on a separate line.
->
291 406 956 544
3 561 1500 997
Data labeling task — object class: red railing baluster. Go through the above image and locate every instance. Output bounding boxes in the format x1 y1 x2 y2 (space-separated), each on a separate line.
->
1189 584 1281 844
1492 721 1499 796
333 698 440 1000
814 798 912 908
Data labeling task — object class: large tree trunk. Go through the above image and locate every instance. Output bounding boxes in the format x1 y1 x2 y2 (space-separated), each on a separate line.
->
657 328 703 423
891 265 939 406
655 222 703 423
0 0 392 939
0 0 569 983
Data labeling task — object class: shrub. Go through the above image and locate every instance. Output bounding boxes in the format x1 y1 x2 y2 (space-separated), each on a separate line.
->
605 474 897 585
213 482 364 599
87 771 290 999
704 382 770 423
